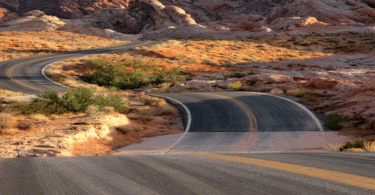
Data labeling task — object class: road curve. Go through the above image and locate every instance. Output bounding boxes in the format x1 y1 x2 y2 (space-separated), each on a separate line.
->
0 41 163 94
0 152 374 194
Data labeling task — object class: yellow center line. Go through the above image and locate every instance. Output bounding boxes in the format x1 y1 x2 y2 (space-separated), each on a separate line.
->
202 93 257 132
194 153 375 190
5 41 153 91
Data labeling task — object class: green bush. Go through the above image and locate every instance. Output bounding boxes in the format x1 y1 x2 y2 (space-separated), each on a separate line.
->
62 87 94 113
81 59 184 90
17 87 129 115
323 112 344 130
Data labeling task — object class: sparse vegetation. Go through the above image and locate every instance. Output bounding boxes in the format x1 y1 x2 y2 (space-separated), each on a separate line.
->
0 30 128 61
0 115 10 129
323 112 345 130
143 96 167 107
155 105 179 116
17 87 129 115
17 121 34 130
81 58 184 90
227 81 242 90
339 139 375 152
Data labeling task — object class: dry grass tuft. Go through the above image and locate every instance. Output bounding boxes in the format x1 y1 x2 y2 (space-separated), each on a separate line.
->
29 114 49 122
0 113 11 129
86 105 99 115
17 121 34 131
339 139 375 152
0 89 23 98
143 96 167 107
100 106 115 114
155 105 179 116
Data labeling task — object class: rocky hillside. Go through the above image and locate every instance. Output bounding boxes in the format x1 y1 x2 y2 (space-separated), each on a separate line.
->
0 0 130 23
1 0 375 36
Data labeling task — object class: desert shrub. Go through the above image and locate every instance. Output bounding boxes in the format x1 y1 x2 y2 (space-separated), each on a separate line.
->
81 59 184 89
93 93 128 112
227 81 242 90
228 72 246 78
323 112 344 130
17 121 34 130
62 87 94 113
18 100 66 115
17 87 129 115
339 139 365 151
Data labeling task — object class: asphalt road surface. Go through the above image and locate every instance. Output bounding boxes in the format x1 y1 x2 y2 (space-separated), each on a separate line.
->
0 152 374 194
0 41 373 194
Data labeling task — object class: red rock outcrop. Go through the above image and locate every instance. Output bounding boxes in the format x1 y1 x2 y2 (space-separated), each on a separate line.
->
0 7 18 26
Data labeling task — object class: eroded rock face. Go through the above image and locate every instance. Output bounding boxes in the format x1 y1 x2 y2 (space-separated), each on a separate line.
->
0 7 18 26
1 13 66 31
267 0 375 25
0 114 129 158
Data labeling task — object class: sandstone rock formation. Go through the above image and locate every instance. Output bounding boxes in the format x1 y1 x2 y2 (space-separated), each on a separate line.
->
0 114 129 158
267 0 375 26
0 10 66 31
0 7 18 25
57 22 112 39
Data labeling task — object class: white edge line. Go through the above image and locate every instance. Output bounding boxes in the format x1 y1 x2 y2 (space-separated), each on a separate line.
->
247 92 324 132
149 94 191 154
42 59 73 89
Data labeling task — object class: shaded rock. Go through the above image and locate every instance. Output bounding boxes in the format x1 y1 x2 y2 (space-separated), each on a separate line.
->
22 10 45 17
57 23 112 39
0 7 19 26
302 77 338 90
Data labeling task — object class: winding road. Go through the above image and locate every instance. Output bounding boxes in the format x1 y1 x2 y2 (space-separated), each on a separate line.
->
0 41 374 194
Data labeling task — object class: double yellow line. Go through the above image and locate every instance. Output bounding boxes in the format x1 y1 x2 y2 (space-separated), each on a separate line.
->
4 41 152 91
195 153 375 190
203 93 257 132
